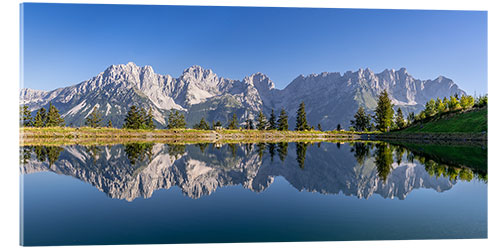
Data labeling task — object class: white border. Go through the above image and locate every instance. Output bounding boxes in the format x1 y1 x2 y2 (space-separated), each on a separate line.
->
1 1 498 250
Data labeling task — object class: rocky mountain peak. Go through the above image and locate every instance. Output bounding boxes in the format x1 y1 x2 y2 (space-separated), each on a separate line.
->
182 65 213 76
245 72 275 90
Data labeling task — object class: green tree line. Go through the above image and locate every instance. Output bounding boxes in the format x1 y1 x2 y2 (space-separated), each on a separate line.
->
349 89 487 132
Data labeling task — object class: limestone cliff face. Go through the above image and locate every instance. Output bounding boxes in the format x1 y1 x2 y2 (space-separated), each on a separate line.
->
20 63 464 129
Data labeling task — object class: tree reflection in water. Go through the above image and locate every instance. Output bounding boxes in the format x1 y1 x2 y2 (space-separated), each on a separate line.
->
374 143 394 183
196 143 208 153
20 146 33 165
256 143 266 161
295 142 309 169
124 143 153 165
351 142 371 165
32 146 64 166
267 143 276 162
85 145 102 164
277 142 288 163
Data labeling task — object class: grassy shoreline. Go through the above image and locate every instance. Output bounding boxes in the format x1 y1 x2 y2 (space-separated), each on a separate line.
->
376 107 487 143
20 127 372 146
20 126 487 146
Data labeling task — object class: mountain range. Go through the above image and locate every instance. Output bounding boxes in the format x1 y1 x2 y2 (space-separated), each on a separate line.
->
20 62 465 129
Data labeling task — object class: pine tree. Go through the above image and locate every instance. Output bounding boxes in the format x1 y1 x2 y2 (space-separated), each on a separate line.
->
295 102 309 131
256 111 267 130
194 117 210 130
395 107 406 129
244 119 254 130
167 111 176 129
33 108 46 127
317 123 322 131
337 124 342 131
45 102 65 127
374 90 394 132
406 112 415 125
350 107 371 131
145 107 155 129
107 120 113 128
85 107 103 128
20 105 32 127
167 110 185 129
176 111 186 129
460 95 474 109
277 108 288 131
227 113 238 129
424 99 437 117
123 106 143 129
267 109 276 130
139 108 148 129
443 97 449 111
448 95 461 110
476 95 487 107
436 98 446 114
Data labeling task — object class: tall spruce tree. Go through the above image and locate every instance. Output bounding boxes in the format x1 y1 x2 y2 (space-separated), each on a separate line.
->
317 123 322 131
350 106 370 131
424 99 437 117
436 98 446 114
123 106 143 129
448 95 461 110
85 107 103 128
374 90 394 132
337 124 342 131
139 108 148 128
20 105 32 127
194 117 210 130
227 113 238 129
395 107 406 129
295 102 309 131
256 111 267 130
267 109 276 130
167 111 176 129
167 110 186 129
107 120 113 128
277 108 288 131
244 119 254 130
406 112 415 125
33 108 47 127
45 102 65 127
145 107 155 129
177 112 186 129
460 95 474 109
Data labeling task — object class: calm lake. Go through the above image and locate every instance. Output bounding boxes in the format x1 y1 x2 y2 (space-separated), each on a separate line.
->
20 141 487 245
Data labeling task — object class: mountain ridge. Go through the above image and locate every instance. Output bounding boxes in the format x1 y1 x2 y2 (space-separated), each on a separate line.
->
20 62 465 129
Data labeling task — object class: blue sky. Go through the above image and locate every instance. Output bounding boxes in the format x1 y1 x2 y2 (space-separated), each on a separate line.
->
21 3 487 95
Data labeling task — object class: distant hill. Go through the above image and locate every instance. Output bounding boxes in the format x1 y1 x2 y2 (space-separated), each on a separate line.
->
20 62 465 129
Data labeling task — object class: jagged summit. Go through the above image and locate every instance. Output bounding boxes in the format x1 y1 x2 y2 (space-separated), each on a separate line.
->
20 63 466 129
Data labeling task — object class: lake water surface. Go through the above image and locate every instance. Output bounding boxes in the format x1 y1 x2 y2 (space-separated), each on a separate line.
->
20 141 487 245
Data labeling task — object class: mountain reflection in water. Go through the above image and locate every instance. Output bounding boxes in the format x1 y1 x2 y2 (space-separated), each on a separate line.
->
20 142 487 201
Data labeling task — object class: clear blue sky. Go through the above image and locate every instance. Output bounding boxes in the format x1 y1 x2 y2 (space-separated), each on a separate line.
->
21 3 487 95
